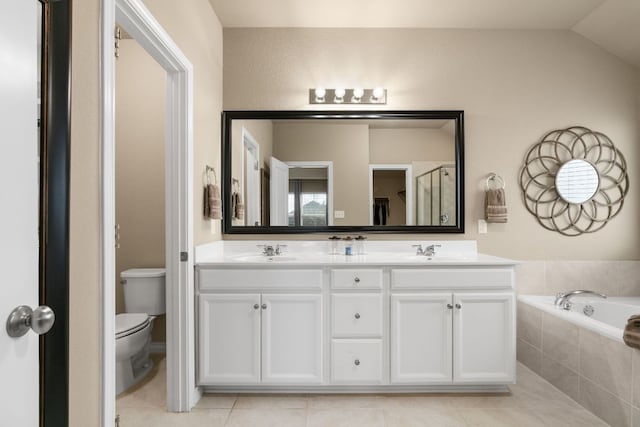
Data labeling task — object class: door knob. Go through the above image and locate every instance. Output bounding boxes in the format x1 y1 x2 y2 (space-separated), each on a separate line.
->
6 305 55 337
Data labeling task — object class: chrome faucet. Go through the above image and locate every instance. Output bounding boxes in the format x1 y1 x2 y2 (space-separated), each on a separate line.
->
257 244 287 257
554 290 607 310
412 244 441 256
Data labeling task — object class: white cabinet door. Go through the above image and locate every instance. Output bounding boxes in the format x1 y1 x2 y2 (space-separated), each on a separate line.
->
0 1 40 424
453 293 515 383
199 294 261 384
261 294 323 384
390 293 452 384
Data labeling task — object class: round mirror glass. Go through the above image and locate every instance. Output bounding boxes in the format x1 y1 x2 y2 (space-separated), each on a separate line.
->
555 159 599 204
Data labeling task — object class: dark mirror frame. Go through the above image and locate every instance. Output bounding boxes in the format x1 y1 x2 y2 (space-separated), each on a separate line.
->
222 110 465 234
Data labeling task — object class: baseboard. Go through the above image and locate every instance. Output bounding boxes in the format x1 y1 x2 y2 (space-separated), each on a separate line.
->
150 342 166 354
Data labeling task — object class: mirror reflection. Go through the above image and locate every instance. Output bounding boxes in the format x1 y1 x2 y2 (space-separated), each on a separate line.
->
555 159 599 204
225 112 463 232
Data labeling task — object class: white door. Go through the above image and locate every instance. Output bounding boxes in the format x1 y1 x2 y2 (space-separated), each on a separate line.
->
0 1 41 425
261 294 323 383
199 294 261 384
453 293 515 383
390 293 452 384
269 156 289 226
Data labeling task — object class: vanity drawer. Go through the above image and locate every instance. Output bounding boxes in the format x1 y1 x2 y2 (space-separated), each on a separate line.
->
332 294 383 338
198 268 323 291
331 269 383 289
331 339 383 384
391 268 513 290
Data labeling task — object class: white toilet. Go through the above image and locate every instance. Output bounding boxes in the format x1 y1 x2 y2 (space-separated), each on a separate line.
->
116 268 166 395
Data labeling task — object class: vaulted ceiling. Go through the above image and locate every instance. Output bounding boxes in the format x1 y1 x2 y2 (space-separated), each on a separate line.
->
209 0 640 69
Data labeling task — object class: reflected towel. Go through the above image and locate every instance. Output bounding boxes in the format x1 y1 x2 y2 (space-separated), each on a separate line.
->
624 315 640 349
485 188 507 223
206 184 222 220
234 192 244 220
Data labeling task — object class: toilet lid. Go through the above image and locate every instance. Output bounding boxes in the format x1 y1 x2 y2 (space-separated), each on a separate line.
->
116 313 150 339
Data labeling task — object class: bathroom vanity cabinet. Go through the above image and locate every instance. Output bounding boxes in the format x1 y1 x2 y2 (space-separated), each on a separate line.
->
196 252 516 392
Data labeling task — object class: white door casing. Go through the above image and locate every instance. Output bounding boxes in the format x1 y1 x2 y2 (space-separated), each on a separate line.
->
242 127 260 226
368 164 414 226
270 156 289 226
390 293 453 384
261 294 323 384
102 0 196 418
453 293 515 383
0 0 40 424
199 294 261 384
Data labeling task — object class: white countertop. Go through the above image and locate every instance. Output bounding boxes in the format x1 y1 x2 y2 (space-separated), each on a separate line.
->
195 240 517 267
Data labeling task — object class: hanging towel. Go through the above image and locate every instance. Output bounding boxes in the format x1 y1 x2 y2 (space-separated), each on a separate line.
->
234 192 245 220
623 315 640 349
206 184 222 220
485 188 508 223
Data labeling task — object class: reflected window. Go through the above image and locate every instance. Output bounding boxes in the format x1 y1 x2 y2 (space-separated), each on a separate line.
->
288 179 328 226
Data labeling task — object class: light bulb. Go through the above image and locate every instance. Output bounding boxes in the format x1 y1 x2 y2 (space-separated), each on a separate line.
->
352 88 364 101
315 87 326 101
334 87 346 103
372 87 385 101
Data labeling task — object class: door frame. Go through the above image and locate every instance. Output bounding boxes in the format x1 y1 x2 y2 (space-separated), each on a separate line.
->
368 164 414 226
101 0 197 422
40 0 71 425
242 127 260 226
286 161 334 226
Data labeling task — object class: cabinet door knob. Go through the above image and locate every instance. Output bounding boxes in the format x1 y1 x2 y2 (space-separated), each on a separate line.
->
354 277 360 283
447 304 453 309
354 313 361 319
354 359 360 366
262 303 267 309
455 303 462 309
253 304 260 310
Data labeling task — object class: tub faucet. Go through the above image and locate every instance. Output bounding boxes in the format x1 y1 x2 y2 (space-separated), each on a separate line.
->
554 290 607 310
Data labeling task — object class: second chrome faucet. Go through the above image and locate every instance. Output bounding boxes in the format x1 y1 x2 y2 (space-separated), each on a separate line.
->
554 289 607 310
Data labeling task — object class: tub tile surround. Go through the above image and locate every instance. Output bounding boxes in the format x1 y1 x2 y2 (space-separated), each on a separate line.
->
517 303 639 427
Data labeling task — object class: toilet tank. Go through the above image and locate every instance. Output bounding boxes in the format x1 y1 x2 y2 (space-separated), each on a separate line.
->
121 268 166 315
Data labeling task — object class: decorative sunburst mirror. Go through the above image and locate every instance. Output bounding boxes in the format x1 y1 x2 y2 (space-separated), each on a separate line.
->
519 126 629 236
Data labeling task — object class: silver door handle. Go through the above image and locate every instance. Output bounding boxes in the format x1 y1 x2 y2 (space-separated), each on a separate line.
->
6 305 55 337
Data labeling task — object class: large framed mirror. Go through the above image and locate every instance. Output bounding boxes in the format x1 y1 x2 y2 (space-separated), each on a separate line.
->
222 110 465 234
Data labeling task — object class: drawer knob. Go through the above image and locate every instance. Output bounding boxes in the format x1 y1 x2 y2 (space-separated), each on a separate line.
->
354 313 361 319
447 304 453 309
455 303 462 309
253 303 260 310
262 303 268 309
354 359 360 366
354 277 361 283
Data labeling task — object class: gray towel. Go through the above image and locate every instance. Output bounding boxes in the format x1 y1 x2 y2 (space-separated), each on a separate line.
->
485 188 507 223
206 184 222 220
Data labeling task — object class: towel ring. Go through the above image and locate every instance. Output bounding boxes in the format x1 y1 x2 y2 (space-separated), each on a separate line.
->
485 173 505 191
205 165 216 185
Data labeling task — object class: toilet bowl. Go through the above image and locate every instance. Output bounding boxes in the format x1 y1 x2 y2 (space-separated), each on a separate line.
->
116 268 165 395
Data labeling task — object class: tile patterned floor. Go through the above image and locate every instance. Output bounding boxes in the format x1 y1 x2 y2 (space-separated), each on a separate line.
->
116 355 609 426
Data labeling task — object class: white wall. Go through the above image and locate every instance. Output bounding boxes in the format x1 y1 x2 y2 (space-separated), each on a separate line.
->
223 28 640 260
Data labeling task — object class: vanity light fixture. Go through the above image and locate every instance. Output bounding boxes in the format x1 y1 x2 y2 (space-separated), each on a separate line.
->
309 87 387 104
314 87 326 103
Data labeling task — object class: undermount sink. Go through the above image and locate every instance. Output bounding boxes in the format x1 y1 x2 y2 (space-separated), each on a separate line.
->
232 255 299 263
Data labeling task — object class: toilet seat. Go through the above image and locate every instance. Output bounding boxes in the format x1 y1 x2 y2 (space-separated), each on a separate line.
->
116 313 150 339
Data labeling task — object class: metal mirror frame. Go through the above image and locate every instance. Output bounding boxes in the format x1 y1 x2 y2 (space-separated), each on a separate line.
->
222 110 465 235
519 126 629 237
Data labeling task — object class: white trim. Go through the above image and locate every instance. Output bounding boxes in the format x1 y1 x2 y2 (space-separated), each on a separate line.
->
150 342 167 354
369 164 414 226
286 161 334 226
101 0 197 422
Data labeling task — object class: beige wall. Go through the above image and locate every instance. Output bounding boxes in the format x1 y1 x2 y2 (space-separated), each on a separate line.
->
69 1 223 425
273 122 371 225
115 39 166 342
223 28 640 260
369 128 455 164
